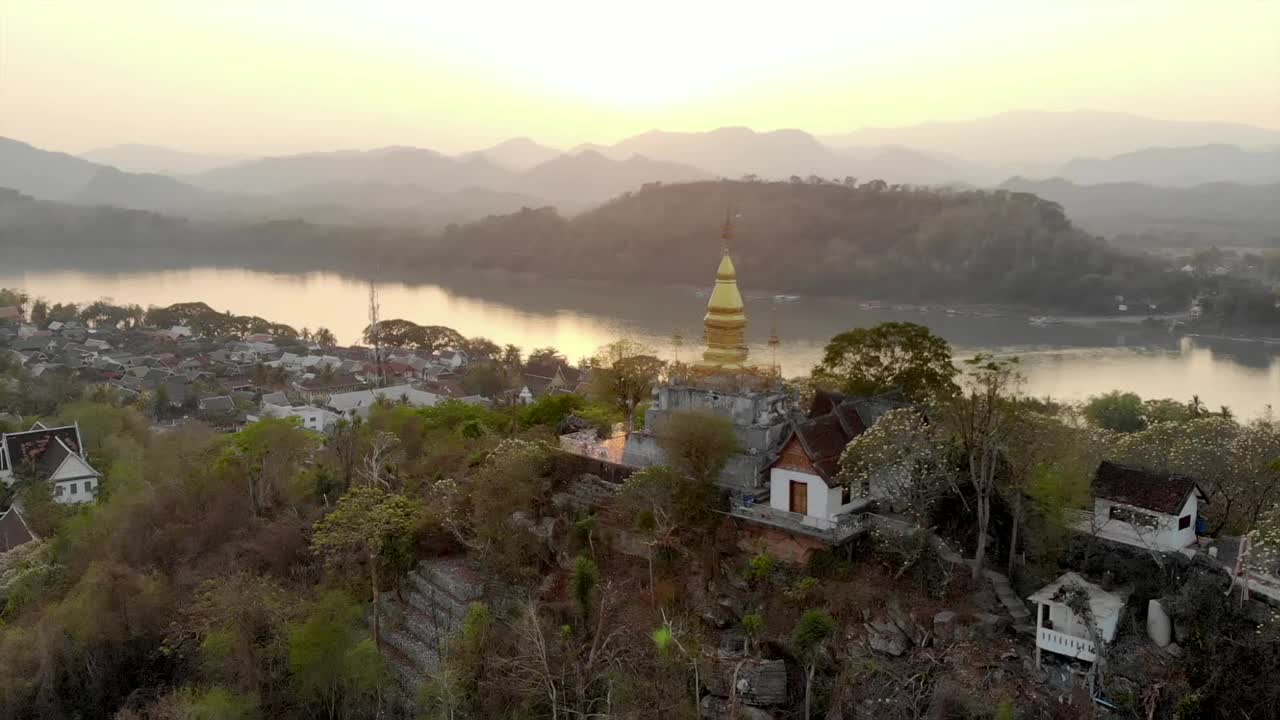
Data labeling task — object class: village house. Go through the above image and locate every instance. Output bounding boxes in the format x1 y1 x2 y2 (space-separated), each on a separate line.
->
325 384 442 419
1085 461 1207 551
764 391 906 533
518 363 586 404
1029 572 1130 668
0 423 103 505
433 349 469 370
257 401 343 432
294 373 367 403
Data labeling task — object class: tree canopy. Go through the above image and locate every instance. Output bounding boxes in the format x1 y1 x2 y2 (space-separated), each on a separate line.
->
813 322 958 402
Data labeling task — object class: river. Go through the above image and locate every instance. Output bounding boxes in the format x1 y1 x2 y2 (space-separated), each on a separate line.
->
1 264 1277 419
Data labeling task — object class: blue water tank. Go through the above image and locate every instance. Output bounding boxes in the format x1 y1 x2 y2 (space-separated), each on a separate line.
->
1196 517 1208 535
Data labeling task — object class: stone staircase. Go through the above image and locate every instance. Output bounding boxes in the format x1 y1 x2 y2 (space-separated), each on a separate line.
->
983 568 1035 635
370 557 488 702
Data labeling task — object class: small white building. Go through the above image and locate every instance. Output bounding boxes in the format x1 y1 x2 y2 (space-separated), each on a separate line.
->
258 402 342 433
326 384 442 419
1029 572 1130 668
767 412 868 530
1089 461 1206 551
435 350 468 370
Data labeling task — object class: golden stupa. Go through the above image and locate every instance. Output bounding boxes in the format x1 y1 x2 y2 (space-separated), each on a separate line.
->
695 214 751 370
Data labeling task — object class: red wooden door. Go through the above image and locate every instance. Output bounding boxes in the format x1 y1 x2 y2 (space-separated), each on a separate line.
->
790 480 808 515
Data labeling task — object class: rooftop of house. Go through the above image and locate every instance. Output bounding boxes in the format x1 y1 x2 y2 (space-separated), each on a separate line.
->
1028 571 1131 621
780 391 910 485
0 505 37 551
789 413 849 484
260 391 289 406
326 384 441 414
198 396 236 413
1 423 81 471
1092 460 1206 516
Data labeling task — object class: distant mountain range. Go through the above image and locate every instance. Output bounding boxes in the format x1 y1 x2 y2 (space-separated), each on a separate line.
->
80 144 249 175
821 110 1280 174
1000 177 1280 247
1 109 1277 242
463 137 563 171
1056 144 1280 186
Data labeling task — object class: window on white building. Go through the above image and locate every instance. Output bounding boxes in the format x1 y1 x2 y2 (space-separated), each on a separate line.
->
1110 505 1159 530
1178 514 1191 530
55 485 64 497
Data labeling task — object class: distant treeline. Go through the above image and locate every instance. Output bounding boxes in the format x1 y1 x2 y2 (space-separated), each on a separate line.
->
0 180 1208 314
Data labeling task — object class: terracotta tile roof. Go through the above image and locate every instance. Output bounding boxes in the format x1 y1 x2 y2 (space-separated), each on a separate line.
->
779 391 911 487
1092 461 1206 515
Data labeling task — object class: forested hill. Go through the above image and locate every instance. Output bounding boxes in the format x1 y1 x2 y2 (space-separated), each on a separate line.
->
1 181 1195 312
431 180 1193 312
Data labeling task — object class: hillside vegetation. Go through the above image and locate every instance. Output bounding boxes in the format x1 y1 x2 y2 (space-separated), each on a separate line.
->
1 180 1201 313
1001 177 1280 249
431 180 1194 312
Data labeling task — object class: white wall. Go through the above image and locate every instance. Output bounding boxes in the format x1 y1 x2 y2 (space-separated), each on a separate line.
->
53 477 96 505
1092 494 1198 550
1041 602 1122 643
769 468 831 520
263 403 339 432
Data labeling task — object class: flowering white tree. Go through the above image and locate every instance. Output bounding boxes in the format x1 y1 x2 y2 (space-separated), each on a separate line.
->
838 407 953 523
1112 417 1280 534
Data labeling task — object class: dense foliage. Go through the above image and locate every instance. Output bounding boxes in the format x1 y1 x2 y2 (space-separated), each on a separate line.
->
431 180 1197 312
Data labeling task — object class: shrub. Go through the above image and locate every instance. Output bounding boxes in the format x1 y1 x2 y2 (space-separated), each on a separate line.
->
746 552 775 585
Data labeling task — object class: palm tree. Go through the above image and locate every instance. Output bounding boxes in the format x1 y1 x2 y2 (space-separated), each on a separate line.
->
313 327 337 348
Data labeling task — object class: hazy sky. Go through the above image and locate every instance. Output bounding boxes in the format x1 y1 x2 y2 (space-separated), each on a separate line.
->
2 1 1277 155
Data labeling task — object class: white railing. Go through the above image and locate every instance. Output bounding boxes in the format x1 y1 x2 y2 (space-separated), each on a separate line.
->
1037 627 1096 662
727 499 866 542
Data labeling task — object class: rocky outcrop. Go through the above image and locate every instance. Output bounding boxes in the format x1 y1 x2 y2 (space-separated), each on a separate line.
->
864 598 931 656
865 620 910 656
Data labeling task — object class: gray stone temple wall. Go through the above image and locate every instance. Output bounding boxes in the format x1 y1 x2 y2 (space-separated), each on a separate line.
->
621 383 792 493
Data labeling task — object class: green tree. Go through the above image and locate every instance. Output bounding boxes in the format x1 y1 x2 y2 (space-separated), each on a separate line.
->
657 410 739 486
571 555 598 624
461 336 501 362
312 327 337 348
589 339 665 434
153 384 172 420
186 687 260 720
460 362 507 398
217 417 318 517
0 288 28 312
792 609 836 720
1083 390 1147 432
1142 397 1193 425
311 486 422 651
813 322 958 402
288 591 385 719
